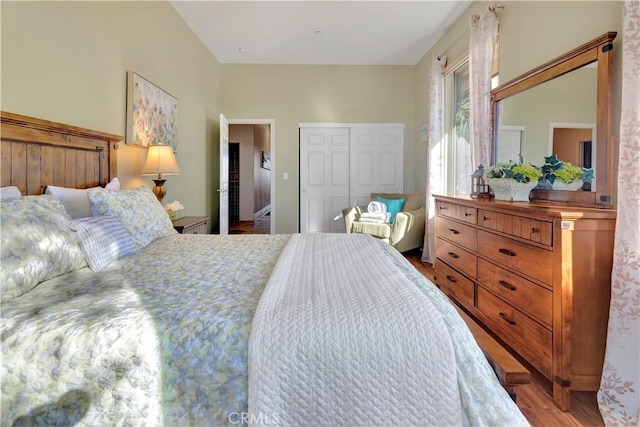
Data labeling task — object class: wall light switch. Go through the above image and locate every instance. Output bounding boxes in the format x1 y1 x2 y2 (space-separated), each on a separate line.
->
283 172 289 180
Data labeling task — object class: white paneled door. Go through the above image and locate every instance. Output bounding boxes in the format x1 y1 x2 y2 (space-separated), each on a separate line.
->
300 127 350 233
350 127 404 206
218 113 229 234
299 124 404 233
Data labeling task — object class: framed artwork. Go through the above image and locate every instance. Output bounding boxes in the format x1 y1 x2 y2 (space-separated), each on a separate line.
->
261 151 271 170
126 71 178 152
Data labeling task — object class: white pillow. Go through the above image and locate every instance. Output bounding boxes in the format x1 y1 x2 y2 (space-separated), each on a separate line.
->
0 186 22 199
44 177 120 219
68 215 136 271
105 177 120 191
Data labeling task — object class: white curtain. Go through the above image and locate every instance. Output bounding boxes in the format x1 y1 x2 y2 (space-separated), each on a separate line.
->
468 10 498 169
421 56 447 264
597 1 640 426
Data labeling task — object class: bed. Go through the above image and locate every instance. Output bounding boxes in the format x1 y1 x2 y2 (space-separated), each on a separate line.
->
0 112 529 426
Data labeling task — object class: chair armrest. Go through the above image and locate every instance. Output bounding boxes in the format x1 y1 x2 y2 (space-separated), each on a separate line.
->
342 205 366 233
389 207 426 250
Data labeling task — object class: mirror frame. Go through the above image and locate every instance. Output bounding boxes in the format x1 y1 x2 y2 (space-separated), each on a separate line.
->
491 32 617 208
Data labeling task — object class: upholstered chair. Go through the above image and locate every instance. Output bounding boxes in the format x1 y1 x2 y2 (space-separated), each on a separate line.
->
342 193 425 253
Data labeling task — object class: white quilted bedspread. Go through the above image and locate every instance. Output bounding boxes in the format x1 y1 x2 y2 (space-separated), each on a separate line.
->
248 233 463 426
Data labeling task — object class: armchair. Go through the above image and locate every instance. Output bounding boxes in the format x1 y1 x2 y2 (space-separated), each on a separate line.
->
342 193 425 253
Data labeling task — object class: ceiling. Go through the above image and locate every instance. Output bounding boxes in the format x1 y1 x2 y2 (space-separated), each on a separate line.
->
169 1 471 66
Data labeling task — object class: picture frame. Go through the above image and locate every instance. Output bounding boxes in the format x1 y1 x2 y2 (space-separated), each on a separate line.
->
126 71 178 152
261 151 271 170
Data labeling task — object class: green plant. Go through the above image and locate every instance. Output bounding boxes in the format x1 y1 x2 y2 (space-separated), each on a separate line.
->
485 160 542 183
541 154 593 184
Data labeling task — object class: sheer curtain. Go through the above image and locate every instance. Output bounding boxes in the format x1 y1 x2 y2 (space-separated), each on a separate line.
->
468 9 498 169
597 1 640 425
421 56 447 264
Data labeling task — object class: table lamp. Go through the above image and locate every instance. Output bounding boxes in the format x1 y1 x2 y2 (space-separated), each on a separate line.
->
140 144 181 203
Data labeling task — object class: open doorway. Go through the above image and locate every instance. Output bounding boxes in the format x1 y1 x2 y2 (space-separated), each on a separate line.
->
227 122 272 234
549 123 596 191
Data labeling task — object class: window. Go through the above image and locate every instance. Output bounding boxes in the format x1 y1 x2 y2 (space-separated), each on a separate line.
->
442 39 499 195
444 56 471 195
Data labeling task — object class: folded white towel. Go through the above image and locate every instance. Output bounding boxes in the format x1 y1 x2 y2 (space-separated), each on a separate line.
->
359 212 391 223
367 201 387 214
358 217 388 224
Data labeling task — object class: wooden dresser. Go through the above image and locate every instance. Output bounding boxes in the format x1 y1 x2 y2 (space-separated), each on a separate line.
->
433 195 616 410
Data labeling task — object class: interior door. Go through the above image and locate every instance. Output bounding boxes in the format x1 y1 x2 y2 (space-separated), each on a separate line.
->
219 113 229 234
299 127 350 233
349 126 404 206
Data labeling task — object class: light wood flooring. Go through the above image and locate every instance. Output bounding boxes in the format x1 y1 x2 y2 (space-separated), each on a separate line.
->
225 224 604 426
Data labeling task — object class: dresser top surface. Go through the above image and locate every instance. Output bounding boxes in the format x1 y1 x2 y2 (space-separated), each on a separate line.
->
434 195 617 219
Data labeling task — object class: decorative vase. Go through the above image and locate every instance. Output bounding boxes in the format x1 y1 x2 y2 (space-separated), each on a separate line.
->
552 180 584 191
487 178 537 202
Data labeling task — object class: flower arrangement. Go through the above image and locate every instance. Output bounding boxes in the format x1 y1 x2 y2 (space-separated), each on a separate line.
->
540 154 593 190
485 160 543 183
484 159 543 201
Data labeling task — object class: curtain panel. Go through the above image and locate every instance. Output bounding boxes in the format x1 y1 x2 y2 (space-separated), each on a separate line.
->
469 10 498 169
421 56 447 264
597 1 640 426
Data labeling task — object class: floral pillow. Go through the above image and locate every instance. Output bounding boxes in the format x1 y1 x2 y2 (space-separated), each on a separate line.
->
69 215 137 271
87 186 176 249
0 195 87 303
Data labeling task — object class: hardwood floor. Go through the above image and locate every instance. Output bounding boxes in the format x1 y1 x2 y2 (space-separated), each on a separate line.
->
229 218 270 234
404 250 604 427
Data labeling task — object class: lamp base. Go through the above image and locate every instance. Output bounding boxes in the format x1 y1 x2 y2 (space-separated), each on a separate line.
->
151 179 167 204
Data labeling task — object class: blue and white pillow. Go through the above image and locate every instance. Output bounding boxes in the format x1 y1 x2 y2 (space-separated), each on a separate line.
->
0 195 86 303
87 186 176 249
69 215 137 271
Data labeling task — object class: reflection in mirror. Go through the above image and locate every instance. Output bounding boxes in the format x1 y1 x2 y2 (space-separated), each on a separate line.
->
490 31 616 207
495 62 597 192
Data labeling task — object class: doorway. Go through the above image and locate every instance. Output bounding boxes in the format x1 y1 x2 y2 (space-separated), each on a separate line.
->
227 121 274 234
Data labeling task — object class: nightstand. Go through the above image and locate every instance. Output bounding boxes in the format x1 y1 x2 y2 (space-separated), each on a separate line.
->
172 216 209 234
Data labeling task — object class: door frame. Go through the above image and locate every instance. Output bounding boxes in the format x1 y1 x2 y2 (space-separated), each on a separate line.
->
227 118 276 234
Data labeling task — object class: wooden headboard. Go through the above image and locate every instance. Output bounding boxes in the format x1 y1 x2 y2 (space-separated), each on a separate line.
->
1 111 120 195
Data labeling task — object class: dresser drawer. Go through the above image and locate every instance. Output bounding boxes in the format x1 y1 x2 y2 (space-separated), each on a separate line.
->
477 229 553 284
478 209 552 246
436 238 477 278
477 287 552 378
437 202 477 224
477 258 552 326
435 259 475 309
436 216 476 251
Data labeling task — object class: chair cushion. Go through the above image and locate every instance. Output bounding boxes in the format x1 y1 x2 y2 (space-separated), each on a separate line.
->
351 221 391 239
372 193 421 211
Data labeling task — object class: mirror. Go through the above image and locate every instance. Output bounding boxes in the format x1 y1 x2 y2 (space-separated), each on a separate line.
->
491 32 617 207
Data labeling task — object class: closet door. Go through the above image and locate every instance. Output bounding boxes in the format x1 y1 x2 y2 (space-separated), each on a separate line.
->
300 127 350 233
350 127 404 206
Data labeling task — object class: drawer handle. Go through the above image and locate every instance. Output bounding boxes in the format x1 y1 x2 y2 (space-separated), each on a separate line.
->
498 248 516 257
499 312 517 325
447 252 459 259
483 216 489 221
448 228 460 235
446 275 458 283
439 206 448 210
464 212 472 217
531 227 539 234
498 280 516 291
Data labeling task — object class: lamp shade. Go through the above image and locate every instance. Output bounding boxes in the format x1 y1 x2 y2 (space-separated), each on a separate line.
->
140 144 181 178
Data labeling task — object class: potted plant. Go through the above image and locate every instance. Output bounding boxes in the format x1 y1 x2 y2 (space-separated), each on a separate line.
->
485 160 543 201
540 154 593 191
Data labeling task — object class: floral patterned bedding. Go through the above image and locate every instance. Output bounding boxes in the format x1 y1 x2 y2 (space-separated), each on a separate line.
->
1 233 526 426
1 234 290 426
